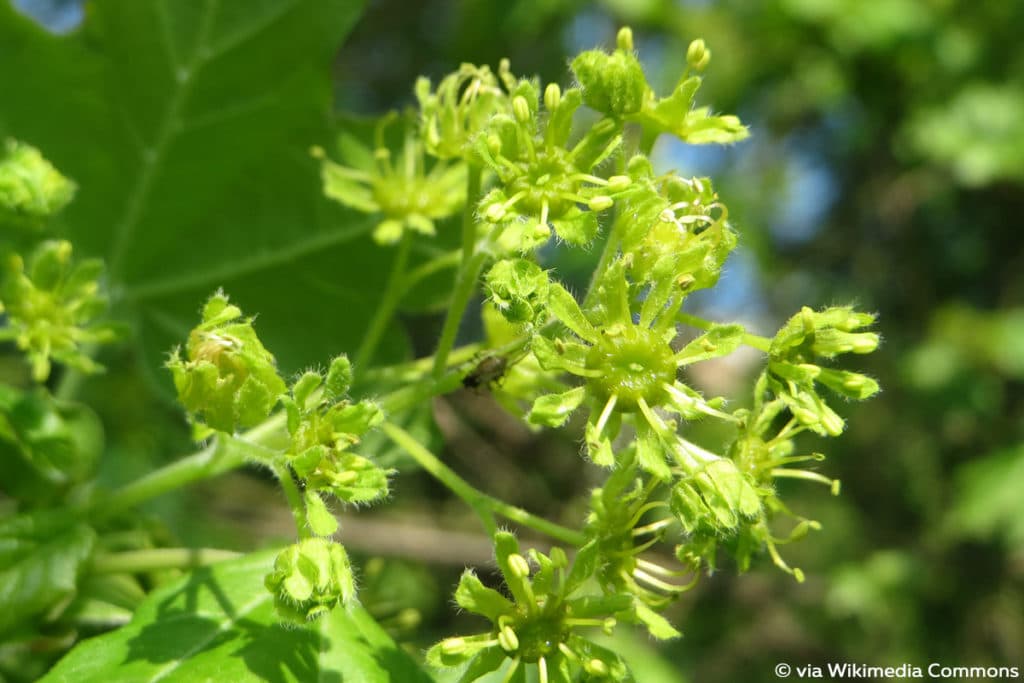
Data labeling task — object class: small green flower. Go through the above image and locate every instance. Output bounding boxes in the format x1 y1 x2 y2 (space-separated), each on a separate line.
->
0 139 75 229
281 356 392 505
167 292 287 433
585 457 697 609
0 240 117 382
569 28 748 146
426 532 636 683
617 167 735 290
415 61 517 161
264 537 355 623
571 28 648 118
474 82 630 251
318 116 465 245
767 306 880 436
483 258 550 326
526 261 762 538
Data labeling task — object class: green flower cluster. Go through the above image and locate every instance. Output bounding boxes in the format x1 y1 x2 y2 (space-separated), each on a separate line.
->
317 115 466 245
572 28 748 144
0 241 116 382
0 139 75 230
168 296 394 623
428 532 649 683
0 141 116 383
264 537 355 624
167 292 287 433
280 355 391 507
320 26 745 260
307 26 881 679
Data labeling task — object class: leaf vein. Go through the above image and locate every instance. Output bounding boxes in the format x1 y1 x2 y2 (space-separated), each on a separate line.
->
123 221 374 301
107 0 219 277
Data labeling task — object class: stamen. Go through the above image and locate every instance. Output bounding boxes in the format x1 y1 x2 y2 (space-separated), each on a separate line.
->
771 468 840 495
627 501 670 530
609 535 659 556
637 558 694 579
631 516 674 537
594 394 618 435
634 568 688 594
559 642 578 661
502 658 522 683
570 172 608 186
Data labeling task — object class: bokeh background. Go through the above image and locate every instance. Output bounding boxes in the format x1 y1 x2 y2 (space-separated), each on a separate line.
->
5 1 1024 681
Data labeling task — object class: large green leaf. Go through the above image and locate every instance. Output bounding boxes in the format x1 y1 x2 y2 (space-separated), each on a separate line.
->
0 509 96 637
42 550 435 682
0 0 410 383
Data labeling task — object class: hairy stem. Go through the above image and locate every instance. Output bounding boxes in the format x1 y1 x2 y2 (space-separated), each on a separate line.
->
584 214 623 308
91 412 283 521
91 548 240 575
94 364 474 520
381 421 586 546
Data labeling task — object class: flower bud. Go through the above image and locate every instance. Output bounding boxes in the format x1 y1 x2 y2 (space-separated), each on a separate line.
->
544 83 562 112
508 553 531 578
484 202 507 223
616 26 634 51
588 195 614 212
686 39 711 71
512 95 532 124
570 47 648 117
324 354 353 399
0 139 76 227
167 292 287 432
484 258 550 324
264 538 354 624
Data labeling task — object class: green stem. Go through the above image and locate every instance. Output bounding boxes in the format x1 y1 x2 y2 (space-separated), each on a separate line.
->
94 362 475 520
91 548 240 575
484 498 586 547
381 421 496 535
381 421 586 546
355 233 413 369
584 211 623 308
402 249 460 288
676 311 772 352
272 460 310 539
432 164 484 378
91 412 286 522
431 249 490 378
461 165 483 266
361 342 481 386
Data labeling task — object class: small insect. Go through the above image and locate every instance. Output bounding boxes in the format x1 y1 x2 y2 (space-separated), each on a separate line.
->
462 354 509 390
